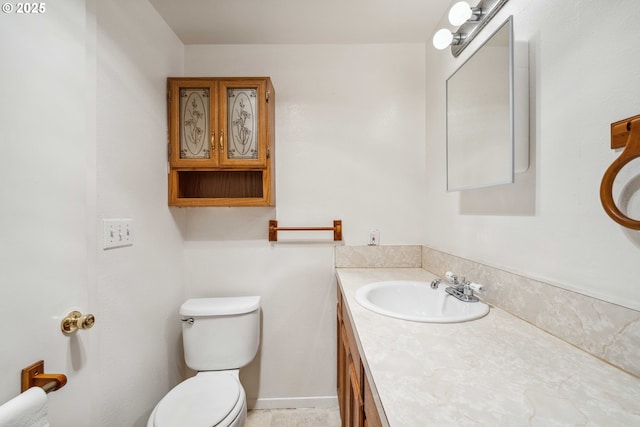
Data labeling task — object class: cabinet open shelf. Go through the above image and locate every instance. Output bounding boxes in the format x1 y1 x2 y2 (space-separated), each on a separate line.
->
169 169 273 207
178 171 263 198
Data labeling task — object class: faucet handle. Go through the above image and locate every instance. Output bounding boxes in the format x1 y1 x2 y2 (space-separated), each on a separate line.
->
469 282 484 292
445 271 458 284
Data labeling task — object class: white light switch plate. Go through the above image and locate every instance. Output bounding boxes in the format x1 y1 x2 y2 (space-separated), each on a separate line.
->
103 219 133 249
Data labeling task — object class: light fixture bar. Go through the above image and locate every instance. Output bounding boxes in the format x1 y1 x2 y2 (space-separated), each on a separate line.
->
451 0 509 57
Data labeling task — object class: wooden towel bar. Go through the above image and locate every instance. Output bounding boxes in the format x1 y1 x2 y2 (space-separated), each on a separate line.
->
600 114 640 230
269 220 342 242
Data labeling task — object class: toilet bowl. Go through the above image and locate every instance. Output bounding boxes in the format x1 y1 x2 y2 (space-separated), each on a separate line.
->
148 297 260 427
147 371 246 427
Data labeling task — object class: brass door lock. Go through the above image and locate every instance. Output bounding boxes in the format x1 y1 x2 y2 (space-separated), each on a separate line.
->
61 311 95 335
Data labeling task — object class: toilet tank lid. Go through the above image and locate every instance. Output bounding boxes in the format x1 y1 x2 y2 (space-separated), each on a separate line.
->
180 296 261 316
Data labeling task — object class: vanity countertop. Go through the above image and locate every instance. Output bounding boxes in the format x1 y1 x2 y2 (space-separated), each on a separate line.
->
336 268 640 426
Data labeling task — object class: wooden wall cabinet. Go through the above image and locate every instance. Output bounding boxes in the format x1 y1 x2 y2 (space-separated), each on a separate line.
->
167 77 275 206
337 286 383 427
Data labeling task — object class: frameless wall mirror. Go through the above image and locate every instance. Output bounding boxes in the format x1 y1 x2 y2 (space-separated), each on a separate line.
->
446 16 528 191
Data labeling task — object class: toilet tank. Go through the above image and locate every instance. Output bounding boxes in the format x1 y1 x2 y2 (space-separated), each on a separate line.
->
180 296 261 371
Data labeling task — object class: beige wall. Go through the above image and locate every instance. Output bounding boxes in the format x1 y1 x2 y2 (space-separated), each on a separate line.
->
183 43 428 407
94 0 186 425
424 0 640 311
0 1 185 425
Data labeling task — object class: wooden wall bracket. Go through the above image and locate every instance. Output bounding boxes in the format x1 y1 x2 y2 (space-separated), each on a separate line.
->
269 219 342 242
21 360 67 393
600 114 640 230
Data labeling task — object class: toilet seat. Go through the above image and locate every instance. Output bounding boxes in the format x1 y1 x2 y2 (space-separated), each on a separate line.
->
151 372 244 427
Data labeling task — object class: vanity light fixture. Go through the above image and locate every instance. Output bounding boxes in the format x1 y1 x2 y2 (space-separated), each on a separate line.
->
448 1 482 26
432 28 464 50
432 0 509 57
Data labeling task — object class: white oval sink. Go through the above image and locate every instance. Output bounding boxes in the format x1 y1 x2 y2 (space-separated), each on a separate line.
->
355 280 489 323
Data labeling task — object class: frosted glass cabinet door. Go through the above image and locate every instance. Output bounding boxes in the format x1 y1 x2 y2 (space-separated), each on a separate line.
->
180 88 210 159
219 80 268 168
227 88 258 160
167 79 218 167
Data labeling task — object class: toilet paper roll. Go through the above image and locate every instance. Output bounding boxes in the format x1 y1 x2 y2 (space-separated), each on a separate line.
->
0 387 49 427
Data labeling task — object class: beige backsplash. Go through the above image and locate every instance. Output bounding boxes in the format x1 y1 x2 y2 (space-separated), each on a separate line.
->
335 245 640 377
335 245 422 268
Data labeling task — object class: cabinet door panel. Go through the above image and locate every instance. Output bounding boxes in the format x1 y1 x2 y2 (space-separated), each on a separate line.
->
342 303 362 388
219 80 268 168
338 300 346 422
179 87 211 159
348 357 364 427
226 87 258 160
364 375 383 427
338 286 383 427
168 79 218 168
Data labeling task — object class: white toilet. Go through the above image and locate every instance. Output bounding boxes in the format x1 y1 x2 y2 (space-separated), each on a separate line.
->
148 296 261 427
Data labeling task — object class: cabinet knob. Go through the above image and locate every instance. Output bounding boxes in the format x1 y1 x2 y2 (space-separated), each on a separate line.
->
219 129 225 152
210 131 215 151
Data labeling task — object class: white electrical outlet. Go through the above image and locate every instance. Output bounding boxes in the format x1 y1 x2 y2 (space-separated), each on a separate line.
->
368 229 380 246
103 219 133 249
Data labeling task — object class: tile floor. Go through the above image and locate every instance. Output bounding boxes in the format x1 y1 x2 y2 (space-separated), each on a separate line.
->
246 407 341 427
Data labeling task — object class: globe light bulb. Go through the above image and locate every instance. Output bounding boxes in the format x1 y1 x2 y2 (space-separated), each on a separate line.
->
448 1 473 26
432 28 454 50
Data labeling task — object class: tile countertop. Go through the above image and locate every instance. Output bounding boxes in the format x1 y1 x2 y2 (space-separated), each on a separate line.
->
336 268 640 427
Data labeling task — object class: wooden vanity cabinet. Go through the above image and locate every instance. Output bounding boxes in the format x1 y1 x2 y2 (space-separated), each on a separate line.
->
337 285 384 427
167 77 275 206
363 374 383 427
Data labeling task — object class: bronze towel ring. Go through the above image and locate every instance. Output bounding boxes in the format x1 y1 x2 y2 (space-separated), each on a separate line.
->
600 114 640 230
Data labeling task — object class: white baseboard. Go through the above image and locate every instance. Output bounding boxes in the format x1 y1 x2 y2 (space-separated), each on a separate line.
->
248 396 338 410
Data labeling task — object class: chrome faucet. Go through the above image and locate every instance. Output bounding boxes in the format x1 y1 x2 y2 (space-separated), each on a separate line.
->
431 271 484 303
